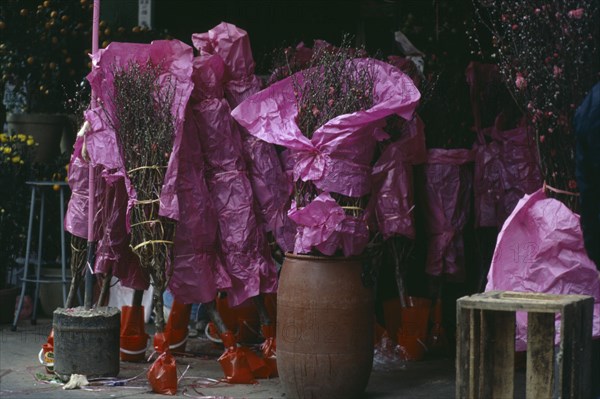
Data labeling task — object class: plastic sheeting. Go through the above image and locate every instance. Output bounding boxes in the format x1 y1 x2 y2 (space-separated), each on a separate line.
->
232 59 420 255
486 190 600 351
473 123 542 228
85 39 194 225
194 22 289 236
421 149 474 279
189 53 277 307
369 116 426 240
82 39 194 291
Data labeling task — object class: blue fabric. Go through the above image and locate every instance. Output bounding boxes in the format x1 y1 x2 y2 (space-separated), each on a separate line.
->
575 81 600 269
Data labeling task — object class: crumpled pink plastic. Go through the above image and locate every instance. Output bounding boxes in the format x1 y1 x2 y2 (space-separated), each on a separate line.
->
85 39 194 226
83 40 193 290
473 122 542 228
168 104 232 305
369 116 426 240
196 22 289 236
64 136 104 241
288 193 346 255
94 174 149 290
232 58 420 198
190 53 277 307
486 190 600 351
421 149 474 280
232 59 420 255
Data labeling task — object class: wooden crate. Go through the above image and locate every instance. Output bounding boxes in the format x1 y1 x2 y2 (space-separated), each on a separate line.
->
456 291 594 399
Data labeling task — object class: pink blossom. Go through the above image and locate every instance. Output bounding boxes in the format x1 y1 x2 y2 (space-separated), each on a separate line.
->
534 8 541 15
515 73 527 90
553 65 563 77
568 8 584 19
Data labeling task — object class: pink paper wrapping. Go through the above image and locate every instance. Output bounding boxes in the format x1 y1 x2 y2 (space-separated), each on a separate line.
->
473 123 542 228
232 58 420 255
486 190 600 351
191 54 277 307
369 116 426 240
195 22 289 236
232 58 420 197
421 148 474 279
94 174 149 290
85 40 194 225
84 40 194 290
168 105 232 305
64 136 104 241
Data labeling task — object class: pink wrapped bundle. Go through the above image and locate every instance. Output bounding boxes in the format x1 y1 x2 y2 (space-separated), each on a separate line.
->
85 40 194 225
64 136 104 241
421 149 474 280
369 116 426 240
168 105 232 305
194 23 289 235
473 123 542 228
232 59 420 255
486 190 600 350
84 40 194 291
191 54 277 307
94 175 148 290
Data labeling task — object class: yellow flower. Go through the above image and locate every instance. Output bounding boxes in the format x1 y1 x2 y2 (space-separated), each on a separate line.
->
17 134 27 141
11 155 21 163
3 147 11 154
27 139 35 146
0 134 7 143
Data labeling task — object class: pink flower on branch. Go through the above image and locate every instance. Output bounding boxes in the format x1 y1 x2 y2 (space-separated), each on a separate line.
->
515 72 527 90
568 8 584 19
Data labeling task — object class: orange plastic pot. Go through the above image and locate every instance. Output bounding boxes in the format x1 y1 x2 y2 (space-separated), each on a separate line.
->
277 253 374 399
120 306 148 362
397 297 431 361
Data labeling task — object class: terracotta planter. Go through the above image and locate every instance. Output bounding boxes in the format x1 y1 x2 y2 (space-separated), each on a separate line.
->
6 113 65 164
277 253 374 399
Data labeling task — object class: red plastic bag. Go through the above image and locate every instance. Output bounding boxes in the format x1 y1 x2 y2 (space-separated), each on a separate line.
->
147 351 177 395
218 332 256 384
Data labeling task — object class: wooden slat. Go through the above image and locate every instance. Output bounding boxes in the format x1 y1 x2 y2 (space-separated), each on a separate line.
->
458 292 592 313
526 312 554 399
456 302 471 399
578 298 593 399
484 310 515 398
560 298 594 398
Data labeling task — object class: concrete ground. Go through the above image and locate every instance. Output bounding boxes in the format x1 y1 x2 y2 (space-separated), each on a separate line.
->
0 317 457 399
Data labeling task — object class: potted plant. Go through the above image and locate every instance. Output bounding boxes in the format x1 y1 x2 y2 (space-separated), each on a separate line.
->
232 40 421 399
0 132 37 322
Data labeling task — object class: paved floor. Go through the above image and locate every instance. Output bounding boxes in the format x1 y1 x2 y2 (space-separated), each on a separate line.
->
0 318 456 398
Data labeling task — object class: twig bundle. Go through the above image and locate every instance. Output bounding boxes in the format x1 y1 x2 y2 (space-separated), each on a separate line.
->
109 60 176 331
291 38 375 216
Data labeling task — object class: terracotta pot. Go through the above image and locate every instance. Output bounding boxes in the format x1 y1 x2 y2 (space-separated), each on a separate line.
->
277 253 374 399
6 113 65 164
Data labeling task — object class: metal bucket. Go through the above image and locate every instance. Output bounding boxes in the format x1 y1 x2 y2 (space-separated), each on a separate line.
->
53 307 120 380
